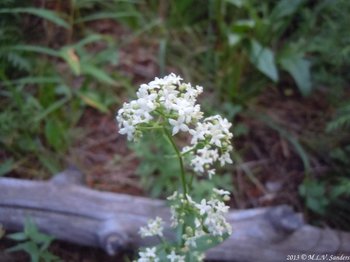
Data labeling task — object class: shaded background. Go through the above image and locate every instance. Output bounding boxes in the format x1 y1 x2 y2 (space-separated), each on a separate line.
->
1 0 350 260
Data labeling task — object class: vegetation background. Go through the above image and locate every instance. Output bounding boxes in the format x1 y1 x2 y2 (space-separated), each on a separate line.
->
1 0 350 260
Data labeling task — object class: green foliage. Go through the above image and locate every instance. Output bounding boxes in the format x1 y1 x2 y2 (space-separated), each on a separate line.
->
0 159 14 177
279 48 312 96
299 180 329 215
133 0 313 103
0 8 69 28
132 132 233 198
301 101 350 220
0 2 121 177
132 132 180 197
6 218 60 262
327 104 350 132
249 40 278 82
304 0 350 90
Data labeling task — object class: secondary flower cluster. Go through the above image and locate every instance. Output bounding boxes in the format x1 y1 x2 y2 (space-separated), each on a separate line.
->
184 115 233 178
169 189 232 239
139 217 164 238
116 73 233 178
136 188 231 262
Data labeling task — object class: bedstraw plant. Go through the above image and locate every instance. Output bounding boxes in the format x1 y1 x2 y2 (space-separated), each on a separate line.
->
116 74 233 261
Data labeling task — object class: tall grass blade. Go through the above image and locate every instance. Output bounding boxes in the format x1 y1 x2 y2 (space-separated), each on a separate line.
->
0 8 69 28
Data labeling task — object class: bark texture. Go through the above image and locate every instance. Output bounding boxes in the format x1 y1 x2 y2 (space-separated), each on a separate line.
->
1 169 350 261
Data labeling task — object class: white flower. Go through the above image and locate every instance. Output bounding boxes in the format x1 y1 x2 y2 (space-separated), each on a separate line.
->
116 73 205 141
196 199 212 215
189 124 206 145
213 188 230 196
219 151 233 166
187 115 233 177
208 169 216 179
137 247 159 262
167 191 178 201
139 217 164 238
118 122 135 141
169 116 189 135
166 251 185 262
212 200 230 213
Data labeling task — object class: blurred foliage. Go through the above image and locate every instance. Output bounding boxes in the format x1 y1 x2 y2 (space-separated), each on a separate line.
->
132 132 233 199
6 218 60 262
1 0 350 229
0 0 121 177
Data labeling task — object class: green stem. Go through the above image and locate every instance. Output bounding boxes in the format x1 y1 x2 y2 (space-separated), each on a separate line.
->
163 128 187 196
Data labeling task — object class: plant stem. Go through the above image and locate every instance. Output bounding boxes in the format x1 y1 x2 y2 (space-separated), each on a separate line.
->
163 128 187 196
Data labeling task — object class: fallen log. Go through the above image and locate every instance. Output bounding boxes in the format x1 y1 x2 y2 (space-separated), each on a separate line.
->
1 169 350 262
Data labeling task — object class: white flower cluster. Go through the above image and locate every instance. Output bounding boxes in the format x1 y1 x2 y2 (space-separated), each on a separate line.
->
119 74 233 262
116 73 233 178
136 189 230 262
139 217 164 238
185 115 233 178
116 73 203 140
166 251 185 262
137 247 158 262
168 189 232 246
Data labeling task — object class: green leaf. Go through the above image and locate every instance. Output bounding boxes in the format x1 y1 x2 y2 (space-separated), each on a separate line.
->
279 54 312 96
224 0 243 7
24 218 38 237
6 242 31 253
7 232 27 241
60 48 81 75
249 40 278 82
0 158 14 176
34 97 70 123
81 64 116 85
38 154 61 174
0 8 69 28
0 77 61 87
41 251 61 262
194 234 229 252
10 45 60 57
6 241 40 262
77 90 109 113
255 114 310 172
232 19 255 32
306 197 328 215
44 119 66 151
271 0 304 20
70 34 103 50
299 180 328 214
75 12 138 23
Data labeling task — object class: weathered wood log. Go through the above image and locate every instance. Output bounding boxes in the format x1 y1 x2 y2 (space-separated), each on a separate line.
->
1 169 350 262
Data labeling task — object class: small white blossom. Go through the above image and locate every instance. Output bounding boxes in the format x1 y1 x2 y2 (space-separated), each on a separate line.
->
187 115 233 177
213 188 230 196
116 73 205 140
169 116 189 135
166 251 185 262
139 217 164 238
137 247 159 262
196 199 211 215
